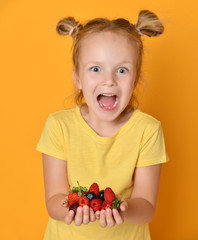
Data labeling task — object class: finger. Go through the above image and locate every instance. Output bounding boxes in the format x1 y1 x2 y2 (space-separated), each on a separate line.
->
100 210 107 228
74 207 83 226
95 211 100 220
62 201 68 208
90 208 96 222
120 201 128 212
62 196 68 208
82 205 89 225
106 208 115 227
65 210 74 224
112 208 123 225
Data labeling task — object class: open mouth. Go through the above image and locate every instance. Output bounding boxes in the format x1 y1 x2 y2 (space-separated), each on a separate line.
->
97 93 119 111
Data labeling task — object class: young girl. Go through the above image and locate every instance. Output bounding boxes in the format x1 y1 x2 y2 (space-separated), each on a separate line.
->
36 10 169 240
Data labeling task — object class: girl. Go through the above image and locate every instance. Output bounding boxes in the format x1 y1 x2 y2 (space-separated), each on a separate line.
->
36 10 169 240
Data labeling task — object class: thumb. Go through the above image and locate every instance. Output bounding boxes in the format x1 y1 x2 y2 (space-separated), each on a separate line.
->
62 196 69 207
120 201 128 212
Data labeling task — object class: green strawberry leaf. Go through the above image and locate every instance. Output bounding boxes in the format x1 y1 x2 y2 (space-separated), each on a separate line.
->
70 181 88 196
82 187 88 192
111 188 126 210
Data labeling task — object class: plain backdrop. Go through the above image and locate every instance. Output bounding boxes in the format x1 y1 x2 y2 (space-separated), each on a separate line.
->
0 0 198 239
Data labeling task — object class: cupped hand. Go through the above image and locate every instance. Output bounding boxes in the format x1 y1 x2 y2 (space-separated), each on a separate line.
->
64 205 96 226
95 200 128 228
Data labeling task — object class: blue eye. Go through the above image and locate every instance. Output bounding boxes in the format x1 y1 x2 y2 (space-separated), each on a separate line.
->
91 66 100 72
118 68 127 73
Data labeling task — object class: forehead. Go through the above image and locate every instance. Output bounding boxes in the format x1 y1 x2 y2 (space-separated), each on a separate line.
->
78 31 138 65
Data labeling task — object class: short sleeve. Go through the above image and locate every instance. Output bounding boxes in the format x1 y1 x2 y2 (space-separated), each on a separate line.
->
136 122 169 167
36 114 66 160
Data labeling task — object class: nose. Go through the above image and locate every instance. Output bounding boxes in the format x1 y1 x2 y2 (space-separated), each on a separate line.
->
102 72 116 87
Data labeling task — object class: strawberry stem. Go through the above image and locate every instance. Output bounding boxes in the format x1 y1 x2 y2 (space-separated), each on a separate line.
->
120 188 126 199
116 188 127 201
111 188 127 210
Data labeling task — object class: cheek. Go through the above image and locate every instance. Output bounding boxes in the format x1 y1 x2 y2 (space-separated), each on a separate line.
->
120 77 135 89
122 82 135 99
88 72 101 81
84 74 99 87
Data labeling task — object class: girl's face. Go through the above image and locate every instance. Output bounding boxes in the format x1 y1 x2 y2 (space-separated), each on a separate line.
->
73 31 138 124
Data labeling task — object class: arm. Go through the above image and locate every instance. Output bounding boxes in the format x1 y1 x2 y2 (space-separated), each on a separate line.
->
123 163 162 224
42 153 70 221
98 163 162 227
42 153 96 225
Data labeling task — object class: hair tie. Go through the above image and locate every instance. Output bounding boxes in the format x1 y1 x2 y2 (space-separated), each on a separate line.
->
69 23 81 36
135 25 144 36
69 26 76 36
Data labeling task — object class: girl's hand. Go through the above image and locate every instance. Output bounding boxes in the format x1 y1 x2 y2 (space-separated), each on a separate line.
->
64 205 96 226
95 200 128 228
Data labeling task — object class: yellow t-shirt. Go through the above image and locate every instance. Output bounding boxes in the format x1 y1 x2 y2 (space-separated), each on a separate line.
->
36 105 169 240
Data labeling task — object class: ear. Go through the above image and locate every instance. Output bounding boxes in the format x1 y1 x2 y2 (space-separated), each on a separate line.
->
133 73 140 90
72 67 82 89
133 79 138 89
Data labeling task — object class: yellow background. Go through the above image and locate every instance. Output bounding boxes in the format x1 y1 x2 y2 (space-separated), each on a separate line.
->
0 0 198 239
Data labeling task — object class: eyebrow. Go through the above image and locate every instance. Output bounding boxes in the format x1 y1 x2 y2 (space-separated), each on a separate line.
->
85 61 133 66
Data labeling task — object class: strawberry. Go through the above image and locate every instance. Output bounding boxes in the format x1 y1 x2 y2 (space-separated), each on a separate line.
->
90 199 102 211
89 183 100 198
104 187 115 202
101 200 113 210
68 181 88 206
68 192 80 206
79 196 90 207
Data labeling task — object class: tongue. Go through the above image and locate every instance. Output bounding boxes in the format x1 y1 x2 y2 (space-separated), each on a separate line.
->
98 95 116 107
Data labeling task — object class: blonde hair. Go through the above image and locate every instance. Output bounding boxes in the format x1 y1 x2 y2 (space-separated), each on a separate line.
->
56 10 164 108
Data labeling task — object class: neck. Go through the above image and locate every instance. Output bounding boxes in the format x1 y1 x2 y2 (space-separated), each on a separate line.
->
80 104 134 137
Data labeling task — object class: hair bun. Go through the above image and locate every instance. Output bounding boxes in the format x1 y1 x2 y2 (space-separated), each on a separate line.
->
136 10 164 37
56 17 81 38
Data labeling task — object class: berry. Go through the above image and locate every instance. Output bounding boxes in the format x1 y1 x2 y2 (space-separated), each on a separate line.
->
68 181 88 206
90 199 102 211
104 187 115 202
68 192 80 206
89 183 100 198
98 190 105 201
69 202 79 216
101 200 113 210
86 192 96 201
79 196 90 207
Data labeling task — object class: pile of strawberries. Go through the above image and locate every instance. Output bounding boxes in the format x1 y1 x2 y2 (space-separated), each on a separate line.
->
67 181 124 215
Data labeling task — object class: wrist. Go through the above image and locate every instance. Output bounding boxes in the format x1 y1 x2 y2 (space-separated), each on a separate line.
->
123 198 155 224
46 193 69 221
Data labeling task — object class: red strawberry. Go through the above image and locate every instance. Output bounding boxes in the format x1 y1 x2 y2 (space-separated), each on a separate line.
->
101 200 113 210
89 183 100 198
79 196 90 207
68 192 80 206
104 187 115 202
90 199 102 211
68 181 88 206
